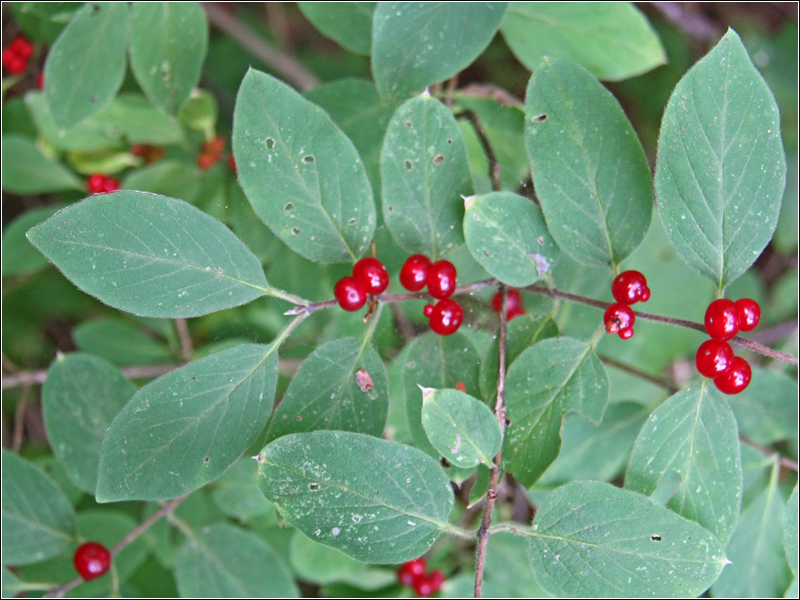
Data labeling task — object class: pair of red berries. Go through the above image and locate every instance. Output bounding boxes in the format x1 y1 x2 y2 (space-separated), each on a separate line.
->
603 270 651 339
490 288 526 321
73 541 111 581
86 174 120 195
334 257 390 311
197 136 226 171
695 298 760 394
2 35 34 75
400 255 463 336
396 558 445 597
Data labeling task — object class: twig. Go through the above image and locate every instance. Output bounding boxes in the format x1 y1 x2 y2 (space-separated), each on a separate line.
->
2 364 183 390
175 319 193 362
455 110 502 192
203 3 320 91
459 83 524 109
475 287 510 598
741 436 799 473
650 2 720 42
598 354 678 394
12 384 31 453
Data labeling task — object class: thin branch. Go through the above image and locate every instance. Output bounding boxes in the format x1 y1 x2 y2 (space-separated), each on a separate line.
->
455 110 502 192
11 384 31 453
175 318 193 362
598 354 678 394
741 436 799 473
203 2 320 91
650 2 720 42
459 83 524 109
2 364 183 390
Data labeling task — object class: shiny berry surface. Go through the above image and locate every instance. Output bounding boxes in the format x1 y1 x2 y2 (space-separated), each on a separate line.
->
696 339 734 378
413 570 445 597
714 356 752 395
427 260 457 299
491 289 526 320
353 257 389 295
428 299 463 336
618 327 634 340
611 270 650 305
73 542 111 581
735 298 761 332
399 255 431 292
705 299 740 341
397 558 426 587
334 277 367 311
603 303 635 335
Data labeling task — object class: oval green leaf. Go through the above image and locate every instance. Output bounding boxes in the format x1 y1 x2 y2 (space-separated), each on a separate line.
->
43 353 137 493
265 337 388 443
381 95 473 258
1 204 67 276
726 366 798 445
464 191 559 286
654 29 786 289
91 94 185 145
25 91 121 152
175 522 299 598
786 485 798 578
96 344 278 502
233 69 375 264
257 431 454 563
525 58 653 268
1 135 83 194
501 2 666 81
625 383 743 546
421 388 501 468
298 2 375 55
73 318 174 365
44 2 128 129
210 458 275 522
530 481 727 597
26 191 274 318
1 450 76 565
372 2 508 100
503 337 608 487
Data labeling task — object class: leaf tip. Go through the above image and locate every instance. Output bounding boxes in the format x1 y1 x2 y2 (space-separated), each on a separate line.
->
417 384 435 401
251 454 264 463
461 194 476 210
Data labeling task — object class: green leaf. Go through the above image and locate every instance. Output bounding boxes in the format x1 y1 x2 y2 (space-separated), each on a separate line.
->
654 29 786 289
727 367 798 445
179 90 217 136
403 332 481 458
175 523 298 598
210 458 275 522
91 93 185 145
298 2 375 55
529 481 727 597
265 337 388 442
625 383 743 545
786 485 798 578
1 204 67 276
73 319 174 365
503 337 609 487
44 2 128 129
711 470 792 597
26 191 273 318
233 69 376 264
96 344 278 502
524 58 653 268
372 2 509 100
420 388 501 468
1 450 76 565
25 91 121 152
381 95 473 258
1 135 83 193
121 160 202 203
257 431 454 563
464 191 559 286
501 2 666 81
128 3 208 115
43 353 137 493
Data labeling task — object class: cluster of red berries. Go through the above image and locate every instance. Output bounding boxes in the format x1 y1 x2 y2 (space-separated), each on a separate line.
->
2 35 34 75
131 144 164 164
334 257 390 311
490 288 526 321
197 136 226 171
73 542 111 581
603 270 651 339
695 298 760 394
396 558 444 597
86 173 120 195
401 255 463 336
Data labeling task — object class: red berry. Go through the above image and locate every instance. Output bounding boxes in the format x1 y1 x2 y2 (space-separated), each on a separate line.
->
353 257 389 295
37 73 44 89
423 304 434 318
201 136 225 156
705 299 740 341
73 542 111 581
400 255 431 292
86 174 107 194
228 154 236 172
696 339 734 378
491 289 525 320
427 260 457 299
413 570 445 597
603 303 635 336
102 177 120 193
618 327 634 340
334 276 367 311
2 48 27 75
428 299 463 336
735 298 760 332
197 152 219 170
397 558 426 587
714 356 752 395
9 36 34 60
611 270 650 305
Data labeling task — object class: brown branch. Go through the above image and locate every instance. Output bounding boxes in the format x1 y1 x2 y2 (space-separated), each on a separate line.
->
203 3 320 91
2 364 183 390
598 354 679 394
11 384 31 453
455 110 502 192
459 83 524 109
175 318 193 362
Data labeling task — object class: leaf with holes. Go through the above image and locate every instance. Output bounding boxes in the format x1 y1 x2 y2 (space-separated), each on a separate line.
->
655 29 786 289
233 69 375 264
503 337 608 487
96 344 278 502
381 95 473 258
264 337 388 443
525 58 653 268
464 191 559 287
26 191 278 318
625 383 743 546
529 481 727 597
257 431 454 563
